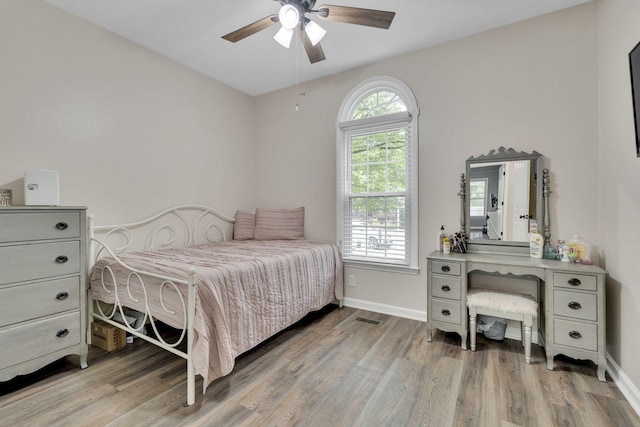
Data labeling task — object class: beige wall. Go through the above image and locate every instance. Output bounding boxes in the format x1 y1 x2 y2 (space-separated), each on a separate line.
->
597 0 640 394
254 3 599 312
0 0 257 223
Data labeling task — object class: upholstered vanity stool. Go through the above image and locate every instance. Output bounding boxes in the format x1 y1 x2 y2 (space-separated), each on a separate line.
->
466 289 538 363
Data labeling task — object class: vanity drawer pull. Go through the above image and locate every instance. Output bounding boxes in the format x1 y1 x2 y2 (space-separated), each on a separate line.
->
441 309 451 316
441 265 451 273
441 285 451 292
56 291 69 301
55 222 69 230
55 255 69 264
568 330 582 339
568 301 582 310
567 278 582 286
56 328 69 338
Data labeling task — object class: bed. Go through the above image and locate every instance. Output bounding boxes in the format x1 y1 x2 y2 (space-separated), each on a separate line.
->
87 205 343 406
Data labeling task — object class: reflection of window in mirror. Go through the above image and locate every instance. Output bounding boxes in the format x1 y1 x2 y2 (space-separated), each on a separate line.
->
470 178 488 217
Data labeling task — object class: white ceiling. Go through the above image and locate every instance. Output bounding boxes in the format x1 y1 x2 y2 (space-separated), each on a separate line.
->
46 0 591 97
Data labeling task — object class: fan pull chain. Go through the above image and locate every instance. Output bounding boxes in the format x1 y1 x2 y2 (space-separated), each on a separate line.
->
296 92 306 111
294 32 307 112
295 33 301 111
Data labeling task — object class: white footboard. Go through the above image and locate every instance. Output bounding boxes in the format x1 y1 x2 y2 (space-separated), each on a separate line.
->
87 205 235 406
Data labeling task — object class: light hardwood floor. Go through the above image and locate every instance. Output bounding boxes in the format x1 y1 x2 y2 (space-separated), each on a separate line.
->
1 306 638 427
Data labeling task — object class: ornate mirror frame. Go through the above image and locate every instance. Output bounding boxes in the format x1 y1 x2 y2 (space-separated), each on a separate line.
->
459 147 551 255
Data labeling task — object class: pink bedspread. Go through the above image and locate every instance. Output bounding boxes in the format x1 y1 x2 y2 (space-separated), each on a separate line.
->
89 239 343 390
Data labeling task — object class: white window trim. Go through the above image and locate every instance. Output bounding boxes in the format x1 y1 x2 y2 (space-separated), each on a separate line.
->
336 76 419 273
470 177 489 218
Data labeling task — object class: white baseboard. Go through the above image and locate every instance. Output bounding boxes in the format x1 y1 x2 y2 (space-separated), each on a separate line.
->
606 353 640 417
342 297 426 322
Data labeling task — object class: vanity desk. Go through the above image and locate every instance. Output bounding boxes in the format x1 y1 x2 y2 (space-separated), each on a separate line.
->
428 147 607 381
426 250 607 381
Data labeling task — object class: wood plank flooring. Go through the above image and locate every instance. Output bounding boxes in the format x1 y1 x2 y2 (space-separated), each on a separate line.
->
1 305 638 427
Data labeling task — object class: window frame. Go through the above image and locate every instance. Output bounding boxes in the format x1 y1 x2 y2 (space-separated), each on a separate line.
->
469 177 489 218
336 76 419 274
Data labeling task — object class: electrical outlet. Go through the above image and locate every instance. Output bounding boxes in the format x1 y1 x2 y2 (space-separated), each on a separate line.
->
347 275 356 287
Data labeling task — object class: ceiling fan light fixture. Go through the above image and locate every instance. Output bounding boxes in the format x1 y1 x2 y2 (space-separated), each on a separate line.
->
274 26 294 48
305 20 326 46
279 4 300 30
223 2 395 64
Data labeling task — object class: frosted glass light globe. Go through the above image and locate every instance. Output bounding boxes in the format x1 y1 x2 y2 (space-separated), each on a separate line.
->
279 5 300 30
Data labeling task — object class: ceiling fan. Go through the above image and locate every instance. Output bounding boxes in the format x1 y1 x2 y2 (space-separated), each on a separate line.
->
222 0 395 64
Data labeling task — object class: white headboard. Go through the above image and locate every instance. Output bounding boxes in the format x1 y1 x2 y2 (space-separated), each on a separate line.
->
88 205 235 262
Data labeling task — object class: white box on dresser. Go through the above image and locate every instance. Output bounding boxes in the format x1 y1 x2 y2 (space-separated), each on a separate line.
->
0 206 88 381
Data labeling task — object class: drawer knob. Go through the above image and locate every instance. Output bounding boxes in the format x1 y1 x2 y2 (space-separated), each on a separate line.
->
441 285 451 292
568 331 582 339
441 309 451 316
55 255 69 264
568 301 582 310
441 265 451 273
56 329 69 338
56 291 69 301
567 278 582 286
55 222 69 230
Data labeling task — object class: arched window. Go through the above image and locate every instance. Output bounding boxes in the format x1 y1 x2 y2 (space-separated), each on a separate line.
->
352 90 407 119
337 76 419 271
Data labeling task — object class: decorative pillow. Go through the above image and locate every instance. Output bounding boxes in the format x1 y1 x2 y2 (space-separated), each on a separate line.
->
254 207 304 240
233 211 255 240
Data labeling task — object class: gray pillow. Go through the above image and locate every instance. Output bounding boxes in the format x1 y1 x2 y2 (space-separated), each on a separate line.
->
254 207 304 240
233 211 255 240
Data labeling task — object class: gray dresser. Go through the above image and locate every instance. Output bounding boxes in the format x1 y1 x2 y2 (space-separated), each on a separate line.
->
545 268 606 380
0 207 88 381
427 257 468 350
426 251 607 381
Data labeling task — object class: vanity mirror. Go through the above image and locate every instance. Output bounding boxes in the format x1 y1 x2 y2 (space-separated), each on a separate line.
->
459 147 550 254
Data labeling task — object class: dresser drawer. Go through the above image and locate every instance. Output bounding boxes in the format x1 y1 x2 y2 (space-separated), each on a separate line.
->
431 299 462 325
431 275 462 300
554 290 597 321
0 212 80 243
0 312 81 370
431 261 461 276
553 272 597 292
0 277 80 327
554 318 598 352
0 241 80 285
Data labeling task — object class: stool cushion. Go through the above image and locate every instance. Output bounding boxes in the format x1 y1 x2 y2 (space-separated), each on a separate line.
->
466 289 537 316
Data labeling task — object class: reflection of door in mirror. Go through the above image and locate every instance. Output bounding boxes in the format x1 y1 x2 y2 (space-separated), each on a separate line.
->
496 164 505 239
504 160 531 241
469 160 534 241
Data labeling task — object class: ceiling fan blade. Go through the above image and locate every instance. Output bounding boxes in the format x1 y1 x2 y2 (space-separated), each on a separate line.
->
298 29 326 64
222 15 278 43
317 5 395 29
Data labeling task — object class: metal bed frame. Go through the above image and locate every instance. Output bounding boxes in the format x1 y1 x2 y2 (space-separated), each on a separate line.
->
87 205 235 406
